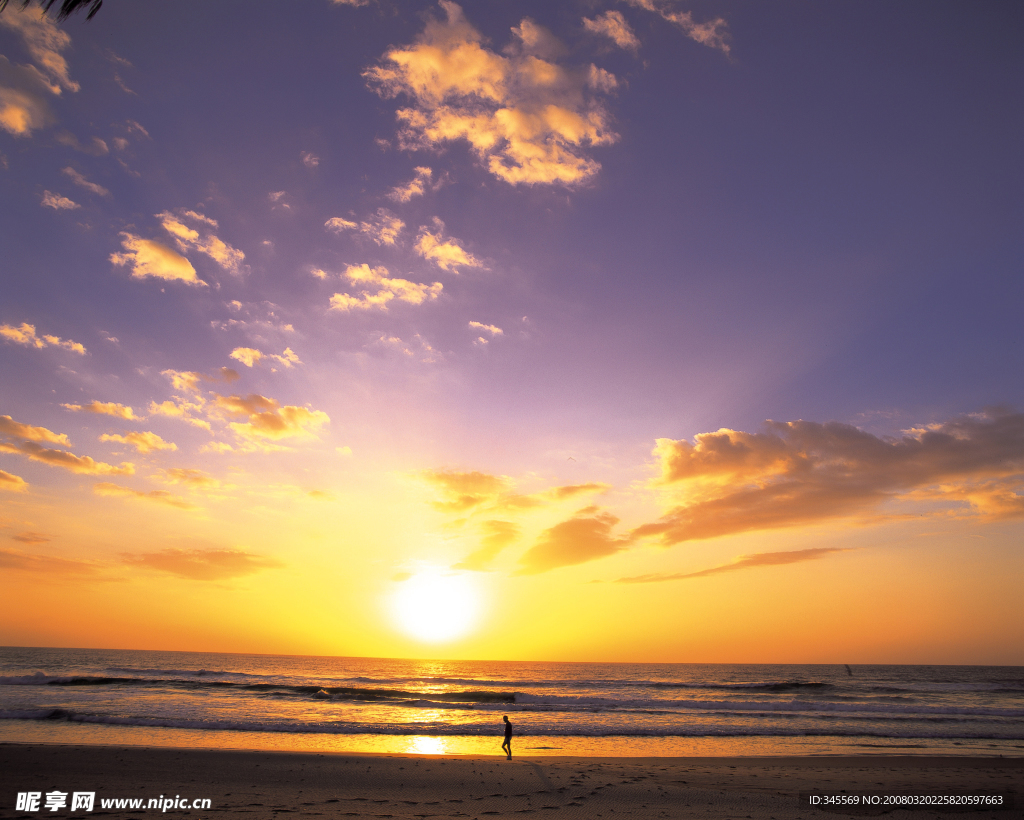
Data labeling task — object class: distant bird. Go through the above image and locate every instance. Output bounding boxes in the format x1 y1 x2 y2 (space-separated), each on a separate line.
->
567 456 576 461
845 664 853 677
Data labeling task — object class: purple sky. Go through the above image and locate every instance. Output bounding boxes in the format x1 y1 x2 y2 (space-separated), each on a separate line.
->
1 1 1022 661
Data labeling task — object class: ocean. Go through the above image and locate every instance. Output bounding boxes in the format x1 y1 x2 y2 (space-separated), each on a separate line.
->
1 647 1022 757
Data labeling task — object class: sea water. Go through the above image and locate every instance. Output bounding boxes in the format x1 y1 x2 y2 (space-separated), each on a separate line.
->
1 647 1021 757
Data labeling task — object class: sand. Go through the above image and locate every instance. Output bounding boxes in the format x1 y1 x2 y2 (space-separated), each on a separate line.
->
1 743 1021 819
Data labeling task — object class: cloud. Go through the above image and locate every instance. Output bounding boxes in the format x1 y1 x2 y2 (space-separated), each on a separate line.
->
622 0 730 54
157 209 246 275
329 263 442 312
55 131 108 154
230 346 301 369
62 166 109 196
370 332 442 363
161 369 204 393
518 509 630 574
324 209 404 245
453 519 521 570
615 548 852 584
148 399 211 431
0 439 133 476
12 531 49 543
99 431 177 454
0 547 99 576
0 469 28 491
63 401 139 420
634 409 1024 546
362 208 404 245
582 10 640 52
94 482 197 510
0 55 54 136
0 7 79 93
547 482 611 500
469 321 502 336
119 547 283 581
0 415 70 445
331 0 371 6
325 217 358 233
214 393 330 442
162 468 219 488
211 301 295 336
40 190 78 210
421 469 511 513
365 2 618 185
415 218 485 272
387 166 433 202
268 190 290 209
421 469 607 519
110 232 204 285
0 322 85 354
301 150 319 167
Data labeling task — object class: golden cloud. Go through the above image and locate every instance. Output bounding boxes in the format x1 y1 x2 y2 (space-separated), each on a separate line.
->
582 10 640 52
623 0 730 54
0 7 79 94
0 322 85 354
12 531 49 543
99 431 177 454
330 263 442 312
468 321 502 337
325 216 358 233
62 166 109 196
163 467 220 488
415 218 485 272
365 1 618 185
0 415 71 446
110 232 204 285
157 209 246 275
94 482 197 510
0 56 54 136
547 482 611 500
0 469 28 491
0 439 133 476
56 130 108 155
518 508 630 574
0 547 99 576
420 468 511 512
363 208 404 245
230 346 301 369
615 548 852 584
63 401 139 420
119 547 283 581
453 519 521 570
40 190 78 209
214 393 329 442
387 166 433 202
635 410 1024 546
148 399 211 431
326 209 405 244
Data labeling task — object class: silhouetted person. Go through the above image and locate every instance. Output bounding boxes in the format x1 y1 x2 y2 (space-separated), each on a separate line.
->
501 715 512 759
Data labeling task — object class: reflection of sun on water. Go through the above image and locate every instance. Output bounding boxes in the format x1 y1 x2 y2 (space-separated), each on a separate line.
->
392 570 482 642
406 736 449 755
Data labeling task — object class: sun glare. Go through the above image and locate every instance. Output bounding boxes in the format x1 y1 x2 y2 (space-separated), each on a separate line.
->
392 570 482 643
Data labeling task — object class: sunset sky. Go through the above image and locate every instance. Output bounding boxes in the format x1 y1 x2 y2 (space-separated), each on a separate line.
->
1 0 1021 664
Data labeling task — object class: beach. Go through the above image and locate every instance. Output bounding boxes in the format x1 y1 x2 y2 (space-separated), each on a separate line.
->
2 743 1021 820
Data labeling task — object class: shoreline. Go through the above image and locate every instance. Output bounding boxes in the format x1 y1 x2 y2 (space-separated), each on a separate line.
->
2 742 1021 819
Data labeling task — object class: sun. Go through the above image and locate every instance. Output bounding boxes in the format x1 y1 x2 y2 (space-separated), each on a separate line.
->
391 570 482 643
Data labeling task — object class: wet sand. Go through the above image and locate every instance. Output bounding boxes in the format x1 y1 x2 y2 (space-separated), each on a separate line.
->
1 743 1020 819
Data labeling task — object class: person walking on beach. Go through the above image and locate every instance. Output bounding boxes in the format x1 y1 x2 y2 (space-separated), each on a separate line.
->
501 715 513 759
